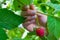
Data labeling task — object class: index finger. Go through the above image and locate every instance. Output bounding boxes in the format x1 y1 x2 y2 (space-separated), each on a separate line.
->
21 10 36 16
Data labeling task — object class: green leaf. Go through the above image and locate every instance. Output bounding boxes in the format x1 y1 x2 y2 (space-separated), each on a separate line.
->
13 0 33 11
26 31 40 40
33 0 38 5
53 10 60 16
8 28 25 38
40 2 60 14
33 0 47 6
47 16 60 39
46 2 60 11
47 33 57 40
50 0 60 4
24 35 37 40
13 0 22 11
47 7 54 15
0 8 25 30
40 4 47 13
0 28 8 40
0 4 2 8
28 31 36 36
13 37 23 40
37 0 47 3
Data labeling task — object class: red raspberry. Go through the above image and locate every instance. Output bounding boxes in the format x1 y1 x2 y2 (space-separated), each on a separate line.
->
36 27 45 37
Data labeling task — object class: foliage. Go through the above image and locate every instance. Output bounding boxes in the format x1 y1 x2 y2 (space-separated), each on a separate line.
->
0 0 60 40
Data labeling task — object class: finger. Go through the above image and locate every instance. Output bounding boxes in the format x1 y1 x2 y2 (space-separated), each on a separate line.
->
21 10 36 16
23 19 36 27
23 21 31 27
38 14 47 23
23 20 36 32
30 4 35 10
25 16 35 21
26 10 36 16
22 10 36 16
37 14 47 26
30 19 36 24
26 23 36 32
22 5 29 11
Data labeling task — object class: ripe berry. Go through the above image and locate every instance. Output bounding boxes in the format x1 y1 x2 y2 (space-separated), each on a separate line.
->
36 27 45 37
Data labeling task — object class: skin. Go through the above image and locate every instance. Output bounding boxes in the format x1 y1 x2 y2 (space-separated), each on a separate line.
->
21 5 47 33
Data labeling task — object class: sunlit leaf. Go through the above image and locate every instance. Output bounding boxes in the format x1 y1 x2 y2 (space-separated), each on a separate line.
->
48 16 60 39
13 0 33 11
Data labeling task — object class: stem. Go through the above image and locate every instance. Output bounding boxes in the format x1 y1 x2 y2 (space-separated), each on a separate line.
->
40 36 48 40
44 35 49 40
37 11 60 19
35 15 39 26
35 13 41 27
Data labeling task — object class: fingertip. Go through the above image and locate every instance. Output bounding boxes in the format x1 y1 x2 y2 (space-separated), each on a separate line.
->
29 4 35 10
22 5 29 11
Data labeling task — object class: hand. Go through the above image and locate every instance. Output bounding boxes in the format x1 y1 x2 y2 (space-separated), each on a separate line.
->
21 4 47 32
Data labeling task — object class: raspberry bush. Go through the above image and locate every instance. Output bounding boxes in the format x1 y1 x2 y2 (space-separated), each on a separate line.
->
0 0 60 40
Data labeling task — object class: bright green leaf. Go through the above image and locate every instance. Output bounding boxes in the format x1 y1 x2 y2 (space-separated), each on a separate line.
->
8 28 25 38
0 8 25 30
0 28 8 40
46 2 60 11
50 0 60 4
48 16 60 39
13 0 33 11
47 33 57 40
